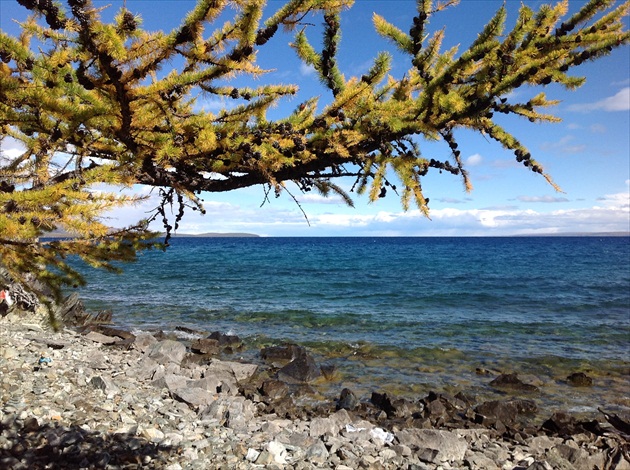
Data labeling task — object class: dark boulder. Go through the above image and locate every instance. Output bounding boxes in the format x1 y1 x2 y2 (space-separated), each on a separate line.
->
541 411 604 436
474 398 537 426
566 372 593 387
96 326 135 341
489 373 539 392
207 331 242 351
337 388 358 411
267 395 298 419
277 350 321 383
191 338 220 355
261 343 305 365
175 325 206 336
260 379 290 401
420 392 470 426
370 392 396 418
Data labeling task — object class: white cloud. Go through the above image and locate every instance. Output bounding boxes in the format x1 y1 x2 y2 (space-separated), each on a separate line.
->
466 153 483 166
300 63 316 76
98 185 630 237
0 137 26 163
297 193 346 205
596 191 630 210
568 87 630 112
517 195 570 203
0 147 24 161
437 197 468 204
540 135 586 154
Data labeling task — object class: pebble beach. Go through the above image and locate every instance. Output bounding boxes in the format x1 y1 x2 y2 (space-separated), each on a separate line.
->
1 308 629 470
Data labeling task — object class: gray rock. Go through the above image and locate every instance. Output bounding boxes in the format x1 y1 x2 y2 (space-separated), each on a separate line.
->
466 451 501 470
133 333 158 353
527 435 560 454
147 340 187 365
89 375 120 394
246 448 260 462
329 409 353 429
201 396 256 431
87 351 109 369
171 388 215 408
552 444 590 470
0 346 18 359
204 359 258 383
189 376 224 393
395 428 468 463
26 335 68 349
306 440 329 464
151 373 189 391
309 417 339 438
85 331 119 344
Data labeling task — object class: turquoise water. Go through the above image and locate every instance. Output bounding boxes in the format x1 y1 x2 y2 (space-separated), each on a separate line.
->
75 237 630 415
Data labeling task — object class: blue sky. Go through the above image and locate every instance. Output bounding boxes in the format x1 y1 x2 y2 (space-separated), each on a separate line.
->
1 0 628 236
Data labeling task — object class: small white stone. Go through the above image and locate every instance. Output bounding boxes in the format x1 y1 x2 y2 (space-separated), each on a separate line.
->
142 427 165 442
246 448 261 462
267 440 288 465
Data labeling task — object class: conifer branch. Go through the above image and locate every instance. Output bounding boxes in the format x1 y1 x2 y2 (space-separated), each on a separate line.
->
1 0 628 301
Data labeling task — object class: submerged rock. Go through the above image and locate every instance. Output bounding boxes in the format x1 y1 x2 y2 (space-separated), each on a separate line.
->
567 372 593 387
207 331 242 350
490 373 540 393
260 343 305 365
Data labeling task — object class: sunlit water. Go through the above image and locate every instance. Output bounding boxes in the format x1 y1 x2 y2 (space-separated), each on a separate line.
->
73 236 630 418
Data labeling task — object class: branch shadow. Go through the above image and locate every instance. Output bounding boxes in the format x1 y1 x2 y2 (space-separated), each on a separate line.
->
0 414 176 469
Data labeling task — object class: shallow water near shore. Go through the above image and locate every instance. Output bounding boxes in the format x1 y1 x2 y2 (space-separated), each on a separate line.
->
74 236 630 418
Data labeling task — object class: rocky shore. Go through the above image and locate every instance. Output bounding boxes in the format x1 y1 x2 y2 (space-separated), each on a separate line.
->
1 310 629 470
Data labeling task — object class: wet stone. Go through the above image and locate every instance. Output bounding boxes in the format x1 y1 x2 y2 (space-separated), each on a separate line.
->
277 351 321 383
567 372 593 387
489 373 540 393
191 338 220 355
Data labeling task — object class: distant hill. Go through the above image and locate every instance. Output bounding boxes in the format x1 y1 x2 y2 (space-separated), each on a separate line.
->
168 232 260 238
515 232 629 237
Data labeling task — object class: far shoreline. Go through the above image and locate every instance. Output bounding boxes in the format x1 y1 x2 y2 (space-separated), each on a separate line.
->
41 230 630 238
